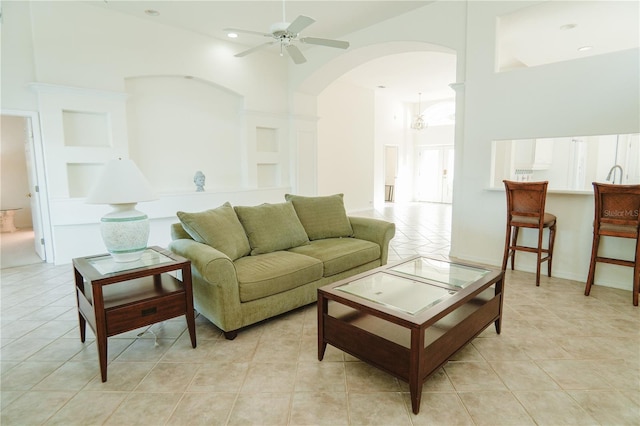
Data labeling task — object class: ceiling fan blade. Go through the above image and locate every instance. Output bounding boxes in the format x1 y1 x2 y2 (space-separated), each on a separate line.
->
285 44 307 64
223 27 272 38
235 42 276 57
286 15 315 34
300 37 350 49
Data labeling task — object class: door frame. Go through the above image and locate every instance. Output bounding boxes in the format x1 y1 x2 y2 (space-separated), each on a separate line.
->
2 109 54 263
384 145 399 202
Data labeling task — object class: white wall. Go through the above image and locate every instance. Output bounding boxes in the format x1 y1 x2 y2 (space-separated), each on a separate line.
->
317 80 375 211
0 2 39 111
125 76 244 193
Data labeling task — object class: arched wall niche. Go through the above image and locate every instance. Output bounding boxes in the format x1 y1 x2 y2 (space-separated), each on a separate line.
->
125 75 244 194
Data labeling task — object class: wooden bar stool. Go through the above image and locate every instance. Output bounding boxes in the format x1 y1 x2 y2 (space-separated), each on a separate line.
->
585 182 640 305
502 180 557 286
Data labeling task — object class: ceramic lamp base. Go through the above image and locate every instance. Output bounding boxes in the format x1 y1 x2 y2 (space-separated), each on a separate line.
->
101 203 150 262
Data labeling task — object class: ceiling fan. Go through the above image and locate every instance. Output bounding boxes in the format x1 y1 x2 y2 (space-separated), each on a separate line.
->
223 1 350 64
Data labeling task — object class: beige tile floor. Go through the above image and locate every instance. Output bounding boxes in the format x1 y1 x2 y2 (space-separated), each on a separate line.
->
1 202 639 425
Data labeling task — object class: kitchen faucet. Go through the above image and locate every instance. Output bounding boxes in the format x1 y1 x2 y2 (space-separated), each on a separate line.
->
606 165 624 184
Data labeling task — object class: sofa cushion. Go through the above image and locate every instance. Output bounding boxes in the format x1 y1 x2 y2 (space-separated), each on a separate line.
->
235 202 309 255
177 202 251 261
234 251 323 302
287 238 380 277
285 193 354 240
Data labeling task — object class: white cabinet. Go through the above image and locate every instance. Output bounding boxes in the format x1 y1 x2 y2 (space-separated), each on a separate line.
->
514 138 554 170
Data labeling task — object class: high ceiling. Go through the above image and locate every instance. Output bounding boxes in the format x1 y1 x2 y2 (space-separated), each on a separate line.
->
88 1 639 103
91 1 428 47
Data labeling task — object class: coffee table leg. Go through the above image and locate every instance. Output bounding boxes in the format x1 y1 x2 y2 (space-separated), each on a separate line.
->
495 276 504 334
409 327 424 414
317 293 328 361
91 284 109 382
182 267 197 348
74 269 87 342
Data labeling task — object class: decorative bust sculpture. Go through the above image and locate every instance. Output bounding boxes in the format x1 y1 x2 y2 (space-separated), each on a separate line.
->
194 171 205 192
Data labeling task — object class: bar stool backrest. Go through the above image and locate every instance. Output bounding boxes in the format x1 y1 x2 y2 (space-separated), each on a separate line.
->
504 180 549 228
593 183 640 237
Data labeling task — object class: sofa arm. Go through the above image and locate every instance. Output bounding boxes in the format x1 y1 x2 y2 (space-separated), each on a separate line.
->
168 239 243 332
349 216 396 265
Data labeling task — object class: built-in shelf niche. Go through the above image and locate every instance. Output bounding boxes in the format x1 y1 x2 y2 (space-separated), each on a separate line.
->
62 110 111 147
256 127 278 152
67 163 103 198
257 164 278 188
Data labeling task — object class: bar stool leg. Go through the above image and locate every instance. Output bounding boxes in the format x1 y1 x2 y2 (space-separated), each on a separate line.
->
510 227 520 270
535 227 544 286
585 234 600 296
633 241 640 306
502 225 512 272
547 223 556 277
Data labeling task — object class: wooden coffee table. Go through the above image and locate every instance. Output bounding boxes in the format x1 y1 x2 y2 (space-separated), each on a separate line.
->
317 256 504 414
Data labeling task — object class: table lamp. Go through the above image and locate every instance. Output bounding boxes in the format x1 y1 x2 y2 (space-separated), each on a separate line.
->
86 158 158 262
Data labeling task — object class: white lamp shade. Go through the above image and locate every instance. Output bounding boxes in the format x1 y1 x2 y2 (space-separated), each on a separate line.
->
86 158 157 205
86 158 157 262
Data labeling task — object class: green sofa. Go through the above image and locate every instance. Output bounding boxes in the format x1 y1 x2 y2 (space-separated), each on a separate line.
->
169 194 396 339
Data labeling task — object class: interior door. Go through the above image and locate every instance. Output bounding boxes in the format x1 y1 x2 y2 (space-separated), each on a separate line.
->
23 117 45 260
384 145 398 201
416 146 454 203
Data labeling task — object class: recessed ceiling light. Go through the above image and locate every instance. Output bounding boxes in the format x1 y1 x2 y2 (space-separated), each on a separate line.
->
227 33 238 39
559 23 577 31
144 9 160 16
577 45 593 52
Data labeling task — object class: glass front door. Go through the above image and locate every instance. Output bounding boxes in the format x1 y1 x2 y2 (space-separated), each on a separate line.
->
415 146 454 203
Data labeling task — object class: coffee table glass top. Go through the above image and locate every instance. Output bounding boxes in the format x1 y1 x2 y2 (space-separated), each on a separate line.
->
335 272 455 315
389 257 490 289
88 248 174 275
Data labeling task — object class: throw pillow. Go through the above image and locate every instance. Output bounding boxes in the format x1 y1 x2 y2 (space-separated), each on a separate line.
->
285 193 354 240
177 202 251 260
234 202 309 255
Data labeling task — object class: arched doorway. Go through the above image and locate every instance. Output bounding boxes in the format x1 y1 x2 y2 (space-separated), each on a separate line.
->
292 43 458 212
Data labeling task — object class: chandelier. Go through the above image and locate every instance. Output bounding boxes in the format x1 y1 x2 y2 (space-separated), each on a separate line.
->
411 92 427 131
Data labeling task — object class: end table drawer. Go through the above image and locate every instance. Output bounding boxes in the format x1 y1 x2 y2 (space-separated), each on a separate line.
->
106 293 186 336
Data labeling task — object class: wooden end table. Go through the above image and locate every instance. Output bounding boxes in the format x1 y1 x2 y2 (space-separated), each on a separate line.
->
318 256 503 414
73 246 196 382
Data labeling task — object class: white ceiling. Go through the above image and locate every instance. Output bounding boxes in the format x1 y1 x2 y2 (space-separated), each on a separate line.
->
498 1 639 70
88 1 639 104
91 1 428 46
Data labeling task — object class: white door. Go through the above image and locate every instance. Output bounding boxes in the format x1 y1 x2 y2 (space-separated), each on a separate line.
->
384 145 398 201
416 146 454 203
23 118 46 260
